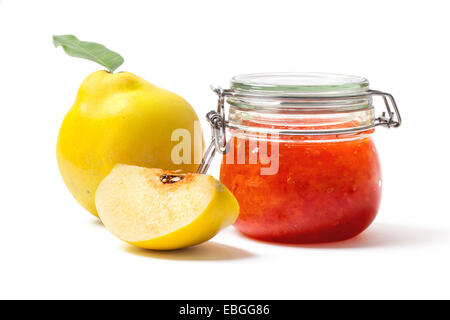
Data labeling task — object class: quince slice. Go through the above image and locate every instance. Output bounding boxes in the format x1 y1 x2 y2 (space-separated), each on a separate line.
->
95 164 239 250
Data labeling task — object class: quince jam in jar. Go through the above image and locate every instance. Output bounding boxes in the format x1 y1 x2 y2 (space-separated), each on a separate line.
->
217 73 401 243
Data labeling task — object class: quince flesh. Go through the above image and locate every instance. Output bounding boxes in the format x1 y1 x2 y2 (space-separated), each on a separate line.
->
95 164 239 250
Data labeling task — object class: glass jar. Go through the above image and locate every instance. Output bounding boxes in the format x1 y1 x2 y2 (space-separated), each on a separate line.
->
199 73 401 244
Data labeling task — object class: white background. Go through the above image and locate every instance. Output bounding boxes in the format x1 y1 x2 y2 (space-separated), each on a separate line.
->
0 0 449 299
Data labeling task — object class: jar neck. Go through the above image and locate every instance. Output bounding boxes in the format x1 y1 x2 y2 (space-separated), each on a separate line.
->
227 92 372 112
226 94 376 142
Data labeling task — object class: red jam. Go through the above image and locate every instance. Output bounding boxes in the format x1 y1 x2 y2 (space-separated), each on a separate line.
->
220 133 381 243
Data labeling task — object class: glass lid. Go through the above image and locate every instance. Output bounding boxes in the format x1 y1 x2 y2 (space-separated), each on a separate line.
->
230 72 370 97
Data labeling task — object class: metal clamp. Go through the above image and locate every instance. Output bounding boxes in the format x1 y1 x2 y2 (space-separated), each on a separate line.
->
369 90 402 128
196 87 229 174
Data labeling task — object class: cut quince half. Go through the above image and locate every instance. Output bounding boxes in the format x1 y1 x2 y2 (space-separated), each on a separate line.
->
95 164 239 250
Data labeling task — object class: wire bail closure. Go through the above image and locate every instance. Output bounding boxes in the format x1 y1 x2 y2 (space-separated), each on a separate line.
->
369 90 402 128
197 86 401 174
196 87 229 174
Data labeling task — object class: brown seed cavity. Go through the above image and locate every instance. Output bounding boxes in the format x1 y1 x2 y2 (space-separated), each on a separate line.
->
160 174 185 184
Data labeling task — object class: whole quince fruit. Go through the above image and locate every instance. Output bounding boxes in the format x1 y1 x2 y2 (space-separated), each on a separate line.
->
57 71 203 216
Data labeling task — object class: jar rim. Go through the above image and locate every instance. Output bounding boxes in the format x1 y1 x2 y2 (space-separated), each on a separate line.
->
231 72 370 97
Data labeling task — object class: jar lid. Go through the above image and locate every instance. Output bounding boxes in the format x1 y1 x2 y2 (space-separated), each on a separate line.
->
196 77 401 173
231 72 369 97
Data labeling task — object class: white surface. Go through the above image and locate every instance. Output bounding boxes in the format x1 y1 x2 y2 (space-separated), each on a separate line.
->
0 0 449 300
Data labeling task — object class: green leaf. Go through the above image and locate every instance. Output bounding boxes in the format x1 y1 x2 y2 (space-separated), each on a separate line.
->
53 35 124 72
